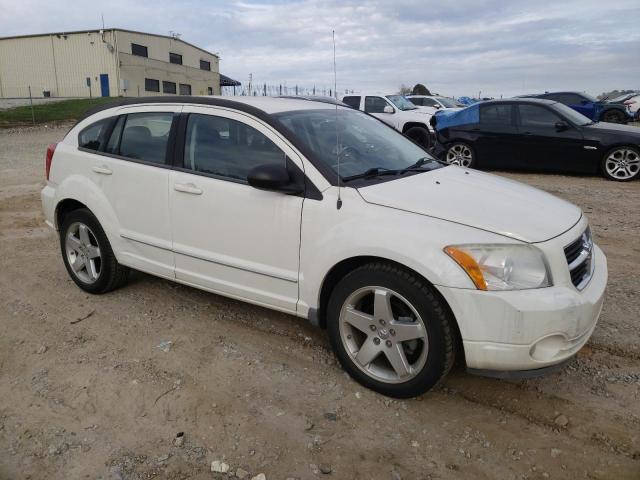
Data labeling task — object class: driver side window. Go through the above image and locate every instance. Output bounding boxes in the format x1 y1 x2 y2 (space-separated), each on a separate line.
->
183 114 286 182
519 105 561 128
365 96 390 114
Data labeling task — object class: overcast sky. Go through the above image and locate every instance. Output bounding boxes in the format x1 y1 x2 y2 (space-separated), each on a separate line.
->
2 0 639 97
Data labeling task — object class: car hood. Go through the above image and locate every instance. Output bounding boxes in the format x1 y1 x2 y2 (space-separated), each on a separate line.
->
357 166 582 243
585 121 640 136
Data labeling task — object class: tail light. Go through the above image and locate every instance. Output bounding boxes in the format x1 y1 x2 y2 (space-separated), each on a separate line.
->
45 143 58 180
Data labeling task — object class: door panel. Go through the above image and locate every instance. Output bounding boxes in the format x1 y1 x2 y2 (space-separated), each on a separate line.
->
516 104 586 172
170 107 304 313
474 104 521 168
90 105 181 277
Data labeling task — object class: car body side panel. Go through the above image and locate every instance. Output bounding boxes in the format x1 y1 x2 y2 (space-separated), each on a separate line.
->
296 186 517 324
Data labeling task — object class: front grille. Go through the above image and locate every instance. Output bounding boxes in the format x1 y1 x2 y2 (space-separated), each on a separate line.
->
564 227 594 290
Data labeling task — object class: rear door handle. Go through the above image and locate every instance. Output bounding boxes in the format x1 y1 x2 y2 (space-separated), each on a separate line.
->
92 165 112 175
174 182 203 195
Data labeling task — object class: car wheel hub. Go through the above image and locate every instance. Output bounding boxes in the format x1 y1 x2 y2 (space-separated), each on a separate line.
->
605 148 639 179
338 287 429 384
65 222 102 284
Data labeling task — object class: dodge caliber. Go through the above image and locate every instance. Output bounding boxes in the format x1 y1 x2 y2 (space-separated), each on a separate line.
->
41 96 607 398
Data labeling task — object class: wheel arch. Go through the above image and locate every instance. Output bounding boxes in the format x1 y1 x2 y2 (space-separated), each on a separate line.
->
316 255 464 360
402 122 429 134
55 198 88 230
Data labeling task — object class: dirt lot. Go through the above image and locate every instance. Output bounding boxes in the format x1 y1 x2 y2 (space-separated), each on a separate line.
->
1 124 639 480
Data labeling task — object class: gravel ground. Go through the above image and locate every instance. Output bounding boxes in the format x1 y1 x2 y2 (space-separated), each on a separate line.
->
0 124 639 480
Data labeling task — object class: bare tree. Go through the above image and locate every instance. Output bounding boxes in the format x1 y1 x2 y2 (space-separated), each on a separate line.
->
398 84 412 95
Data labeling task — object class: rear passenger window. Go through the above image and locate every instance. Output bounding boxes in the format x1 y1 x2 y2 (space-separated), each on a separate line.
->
78 119 111 151
342 96 361 109
108 112 174 164
480 104 512 126
184 114 285 182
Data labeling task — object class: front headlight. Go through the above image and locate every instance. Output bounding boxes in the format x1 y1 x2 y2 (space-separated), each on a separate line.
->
444 244 551 291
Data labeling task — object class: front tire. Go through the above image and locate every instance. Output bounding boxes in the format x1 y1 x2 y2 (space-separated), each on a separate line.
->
601 146 640 181
601 109 627 124
60 208 129 294
404 126 431 150
445 142 476 167
326 262 456 398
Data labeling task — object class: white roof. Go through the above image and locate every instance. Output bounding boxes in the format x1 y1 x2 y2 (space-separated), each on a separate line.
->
214 96 341 113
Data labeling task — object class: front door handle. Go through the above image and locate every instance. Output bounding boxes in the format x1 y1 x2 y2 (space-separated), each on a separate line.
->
174 183 203 195
92 165 112 175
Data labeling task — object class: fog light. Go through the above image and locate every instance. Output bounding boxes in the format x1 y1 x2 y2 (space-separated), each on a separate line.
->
530 335 566 362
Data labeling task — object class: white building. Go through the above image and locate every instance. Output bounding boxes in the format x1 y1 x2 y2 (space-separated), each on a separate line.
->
0 29 221 98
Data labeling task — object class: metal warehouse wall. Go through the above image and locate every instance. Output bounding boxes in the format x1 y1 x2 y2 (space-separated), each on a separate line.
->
115 30 220 96
0 31 118 98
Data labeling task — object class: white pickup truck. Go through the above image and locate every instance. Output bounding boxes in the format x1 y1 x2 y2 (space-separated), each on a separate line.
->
341 93 434 148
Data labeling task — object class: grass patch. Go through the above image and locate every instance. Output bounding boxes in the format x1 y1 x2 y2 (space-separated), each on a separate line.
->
0 97 117 127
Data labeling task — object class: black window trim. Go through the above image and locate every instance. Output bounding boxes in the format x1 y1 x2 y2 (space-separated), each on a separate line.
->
77 112 179 169
71 96 411 188
200 59 211 71
169 52 183 65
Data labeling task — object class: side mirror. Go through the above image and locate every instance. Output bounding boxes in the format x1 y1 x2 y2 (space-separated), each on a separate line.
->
433 104 441 109
555 121 569 132
383 105 394 114
247 163 303 194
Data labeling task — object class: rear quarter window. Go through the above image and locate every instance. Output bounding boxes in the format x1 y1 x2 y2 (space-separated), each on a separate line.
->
78 119 112 151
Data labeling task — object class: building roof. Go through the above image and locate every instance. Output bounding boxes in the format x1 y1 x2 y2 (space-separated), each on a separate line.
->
0 28 219 59
220 74 241 87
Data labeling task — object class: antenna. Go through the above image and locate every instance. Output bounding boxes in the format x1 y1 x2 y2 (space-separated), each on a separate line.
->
333 30 342 210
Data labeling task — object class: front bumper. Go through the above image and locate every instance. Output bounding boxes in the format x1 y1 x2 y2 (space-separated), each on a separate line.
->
436 242 607 372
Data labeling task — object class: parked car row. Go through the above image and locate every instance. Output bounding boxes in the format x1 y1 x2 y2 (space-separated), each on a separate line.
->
42 95 608 398
431 98 640 181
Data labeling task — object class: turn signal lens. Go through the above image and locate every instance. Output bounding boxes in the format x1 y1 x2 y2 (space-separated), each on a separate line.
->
444 246 488 290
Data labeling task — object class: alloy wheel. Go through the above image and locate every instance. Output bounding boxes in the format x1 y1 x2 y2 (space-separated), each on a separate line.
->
605 148 639 180
64 222 102 284
445 144 473 166
338 287 429 384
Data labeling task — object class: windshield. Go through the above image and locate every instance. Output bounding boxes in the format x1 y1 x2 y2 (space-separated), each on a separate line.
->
553 102 593 125
580 92 599 103
386 95 418 111
275 108 440 180
436 97 462 108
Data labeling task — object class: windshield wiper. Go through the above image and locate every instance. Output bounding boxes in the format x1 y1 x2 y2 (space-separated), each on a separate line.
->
399 157 434 174
342 167 398 182
342 158 437 182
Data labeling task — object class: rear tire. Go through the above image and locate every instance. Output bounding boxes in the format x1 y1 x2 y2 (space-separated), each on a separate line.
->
326 262 456 398
404 126 431 150
601 109 627 124
60 208 129 294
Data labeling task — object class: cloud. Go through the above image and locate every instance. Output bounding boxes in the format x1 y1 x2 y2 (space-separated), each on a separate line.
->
1 0 638 97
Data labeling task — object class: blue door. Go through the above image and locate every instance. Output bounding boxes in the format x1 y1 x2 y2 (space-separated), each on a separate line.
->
99 74 110 97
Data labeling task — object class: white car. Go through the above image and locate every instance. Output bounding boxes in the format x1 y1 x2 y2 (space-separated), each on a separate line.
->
407 95 465 111
341 93 434 148
41 96 607 398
